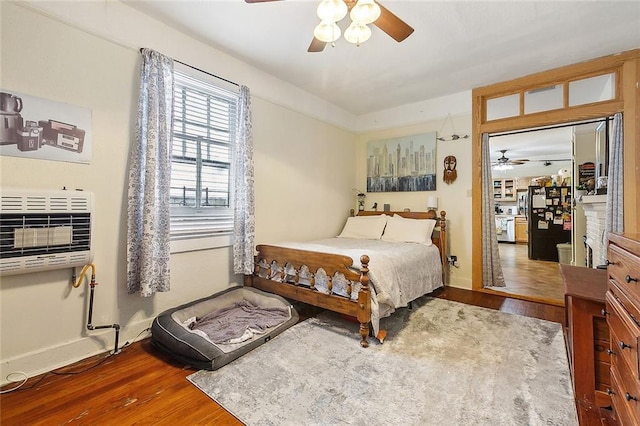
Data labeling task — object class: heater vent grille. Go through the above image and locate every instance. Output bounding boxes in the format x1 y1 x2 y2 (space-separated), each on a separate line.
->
0 194 90 212
0 189 93 276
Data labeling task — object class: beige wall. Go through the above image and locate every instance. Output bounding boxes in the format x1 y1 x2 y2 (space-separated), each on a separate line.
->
355 114 473 289
0 3 355 379
572 129 597 267
253 98 356 244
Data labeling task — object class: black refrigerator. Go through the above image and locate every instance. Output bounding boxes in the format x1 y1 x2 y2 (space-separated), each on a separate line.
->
527 185 572 261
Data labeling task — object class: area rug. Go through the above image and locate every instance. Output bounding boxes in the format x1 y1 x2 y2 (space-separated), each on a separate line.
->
187 297 577 425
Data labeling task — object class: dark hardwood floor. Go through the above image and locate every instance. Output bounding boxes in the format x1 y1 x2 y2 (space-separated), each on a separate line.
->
0 288 571 425
1 337 242 426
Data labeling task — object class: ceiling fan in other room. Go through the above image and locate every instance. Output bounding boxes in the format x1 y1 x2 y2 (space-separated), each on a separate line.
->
492 150 529 170
245 0 414 52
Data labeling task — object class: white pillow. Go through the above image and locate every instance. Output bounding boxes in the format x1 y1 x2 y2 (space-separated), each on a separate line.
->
381 214 436 245
337 214 388 239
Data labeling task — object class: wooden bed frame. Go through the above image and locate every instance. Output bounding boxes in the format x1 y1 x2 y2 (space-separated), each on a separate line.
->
244 210 447 348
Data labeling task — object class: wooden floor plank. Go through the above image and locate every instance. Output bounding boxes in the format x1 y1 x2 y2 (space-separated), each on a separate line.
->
0 287 584 425
1 340 241 426
491 243 566 306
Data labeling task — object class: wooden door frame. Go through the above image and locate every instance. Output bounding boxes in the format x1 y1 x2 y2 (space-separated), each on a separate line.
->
472 49 640 294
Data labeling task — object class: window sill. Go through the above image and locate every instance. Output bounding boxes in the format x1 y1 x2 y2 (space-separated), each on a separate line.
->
170 234 233 254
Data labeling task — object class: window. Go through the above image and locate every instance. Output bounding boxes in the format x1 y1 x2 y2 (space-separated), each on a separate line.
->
170 69 238 248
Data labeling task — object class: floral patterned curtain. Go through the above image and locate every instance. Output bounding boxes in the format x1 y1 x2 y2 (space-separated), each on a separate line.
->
604 112 623 248
482 133 505 287
126 48 174 296
233 86 255 275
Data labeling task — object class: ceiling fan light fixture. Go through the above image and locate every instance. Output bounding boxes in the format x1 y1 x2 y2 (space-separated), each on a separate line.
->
350 0 381 25
344 21 371 45
314 20 342 43
493 164 513 171
316 0 348 22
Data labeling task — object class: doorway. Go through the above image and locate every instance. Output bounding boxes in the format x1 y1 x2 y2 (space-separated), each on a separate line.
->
485 122 599 305
471 49 638 304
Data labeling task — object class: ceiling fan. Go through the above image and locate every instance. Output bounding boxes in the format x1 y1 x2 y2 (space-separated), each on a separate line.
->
535 158 572 166
245 0 414 53
492 150 529 167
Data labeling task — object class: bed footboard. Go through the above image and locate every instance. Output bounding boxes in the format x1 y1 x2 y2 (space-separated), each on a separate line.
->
245 245 372 347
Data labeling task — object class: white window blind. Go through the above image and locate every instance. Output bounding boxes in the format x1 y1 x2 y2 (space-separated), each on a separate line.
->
170 70 238 241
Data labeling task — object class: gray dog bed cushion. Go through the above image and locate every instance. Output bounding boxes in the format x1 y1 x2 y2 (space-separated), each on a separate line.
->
151 286 298 370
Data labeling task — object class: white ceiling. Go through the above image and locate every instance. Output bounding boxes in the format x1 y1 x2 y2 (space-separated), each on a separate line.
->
489 121 604 176
124 0 639 116
489 125 574 177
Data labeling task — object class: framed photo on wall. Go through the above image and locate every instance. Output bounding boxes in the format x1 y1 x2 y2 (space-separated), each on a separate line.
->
366 131 436 192
0 89 92 164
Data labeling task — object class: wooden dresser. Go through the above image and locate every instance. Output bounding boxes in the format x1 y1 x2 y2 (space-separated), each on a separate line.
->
561 264 613 422
606 233 640 425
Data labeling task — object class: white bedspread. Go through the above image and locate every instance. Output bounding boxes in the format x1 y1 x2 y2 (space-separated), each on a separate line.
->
271 238 443 337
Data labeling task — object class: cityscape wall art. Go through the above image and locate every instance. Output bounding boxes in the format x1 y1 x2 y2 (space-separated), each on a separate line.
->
366 132 437 192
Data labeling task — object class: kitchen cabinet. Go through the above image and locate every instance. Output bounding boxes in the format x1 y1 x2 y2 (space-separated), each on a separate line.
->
515 217 528 244
516 176 531 188
493 178 516 201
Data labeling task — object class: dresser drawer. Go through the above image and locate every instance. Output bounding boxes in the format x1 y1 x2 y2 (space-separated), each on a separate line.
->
606 292 640 380
609 244 640 302
610 364 640 426
609 278 640 331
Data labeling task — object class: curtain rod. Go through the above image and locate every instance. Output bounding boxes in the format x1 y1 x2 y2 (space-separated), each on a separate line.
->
490 117 612 138
139 48 239 87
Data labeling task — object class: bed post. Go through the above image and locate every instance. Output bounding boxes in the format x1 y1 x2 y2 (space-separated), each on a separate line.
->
357 255 371 348
244 274 253 287
244 257 260 287
439 210 447 284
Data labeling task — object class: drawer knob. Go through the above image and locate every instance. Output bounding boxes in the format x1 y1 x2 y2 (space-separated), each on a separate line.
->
606 388 615 396
619 341 632 350
601 308 609 316
625 275 638 283
605 259 617 266
625 392 638 402
607 349 616 356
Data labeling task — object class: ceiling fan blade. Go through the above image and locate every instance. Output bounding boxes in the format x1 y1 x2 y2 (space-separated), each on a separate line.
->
374 2 414 42
308 37 327 53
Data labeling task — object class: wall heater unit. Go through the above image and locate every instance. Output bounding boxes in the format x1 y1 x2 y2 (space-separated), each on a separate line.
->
0 188 93 276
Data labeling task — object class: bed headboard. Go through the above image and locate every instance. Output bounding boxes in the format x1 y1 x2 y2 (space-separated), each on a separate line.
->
350 209 448 276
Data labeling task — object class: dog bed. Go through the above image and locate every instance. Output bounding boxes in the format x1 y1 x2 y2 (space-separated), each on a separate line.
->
151 286 298 370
